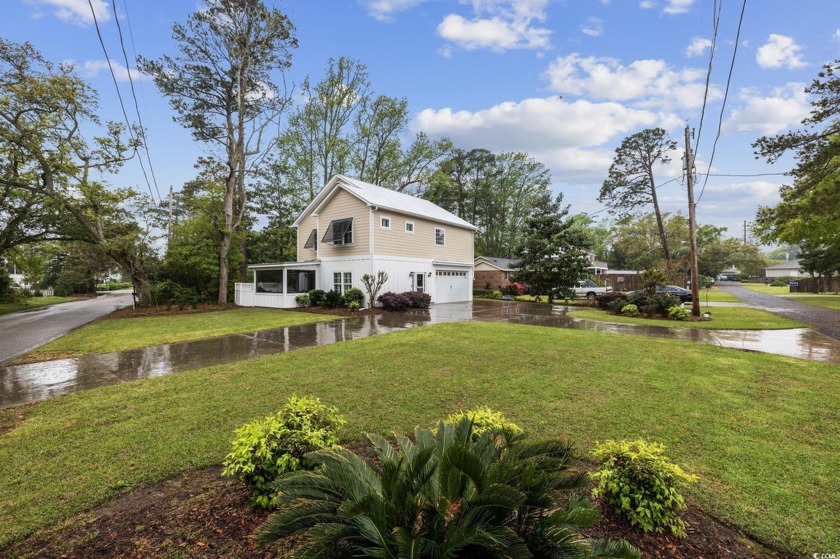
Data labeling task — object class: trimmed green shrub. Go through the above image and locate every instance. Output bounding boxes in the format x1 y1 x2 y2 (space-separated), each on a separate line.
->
770 277 792 287
308 289 326 307
444 406 522 437
668 305 689 321
628 292 680 316
322 290 344 309
222 396 345 508
294 293 310 307
257 419 639 558
343 287 364 307
591 439 697 537
620 304 639 317
596 291 628 310
348 300 360 312
473 288 495 297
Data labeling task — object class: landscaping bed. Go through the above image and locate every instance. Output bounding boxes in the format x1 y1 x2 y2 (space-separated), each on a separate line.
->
3 460 788 559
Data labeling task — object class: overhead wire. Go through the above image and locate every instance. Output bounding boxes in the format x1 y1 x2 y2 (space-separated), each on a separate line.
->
86 0 159 205
111 0 162 203
696 0 747 204
693 0 722 159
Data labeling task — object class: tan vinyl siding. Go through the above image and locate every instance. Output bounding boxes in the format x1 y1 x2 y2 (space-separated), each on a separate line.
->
296 214 318 261
374 211 474 262
475 261 506 272
315 188 370 258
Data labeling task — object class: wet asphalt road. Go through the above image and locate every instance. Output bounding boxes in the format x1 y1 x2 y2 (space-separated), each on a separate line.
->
716 282 840 341
0 291 133 364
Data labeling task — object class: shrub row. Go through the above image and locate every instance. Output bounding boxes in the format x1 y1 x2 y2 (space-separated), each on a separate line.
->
596 291 687 320
376 290 431 311
297 288 365 310
225 398 694 555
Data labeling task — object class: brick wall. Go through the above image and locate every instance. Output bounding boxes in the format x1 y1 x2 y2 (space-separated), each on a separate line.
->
474 270 507 290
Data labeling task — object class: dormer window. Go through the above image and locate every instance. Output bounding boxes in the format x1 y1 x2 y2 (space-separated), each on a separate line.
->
322 218 353 246
303 228 317 251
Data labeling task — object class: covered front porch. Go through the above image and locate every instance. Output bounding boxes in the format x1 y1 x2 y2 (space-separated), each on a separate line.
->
235 261 320 309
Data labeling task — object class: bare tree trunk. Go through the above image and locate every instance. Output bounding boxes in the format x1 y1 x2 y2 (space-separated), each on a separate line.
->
648 174 670 261
218 170 236 305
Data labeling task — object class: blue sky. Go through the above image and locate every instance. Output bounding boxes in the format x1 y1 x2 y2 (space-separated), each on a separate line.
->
3 0 838 244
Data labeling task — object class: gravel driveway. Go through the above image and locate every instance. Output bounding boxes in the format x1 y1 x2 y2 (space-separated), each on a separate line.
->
717 282 840 341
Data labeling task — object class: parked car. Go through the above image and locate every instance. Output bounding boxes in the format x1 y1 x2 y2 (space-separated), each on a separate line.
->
572 279 613 300
629 284 693 303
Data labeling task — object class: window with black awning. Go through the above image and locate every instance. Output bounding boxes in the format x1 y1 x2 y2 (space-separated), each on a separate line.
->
321 218 353 245
303 228 317 250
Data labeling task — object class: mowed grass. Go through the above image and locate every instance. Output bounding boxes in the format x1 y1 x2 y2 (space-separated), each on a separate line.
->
698 287 741 302
0 322 837 554
740 284 791 295
0 296 76 315
568 306 805 330
783 294 840 310
20 308 336 361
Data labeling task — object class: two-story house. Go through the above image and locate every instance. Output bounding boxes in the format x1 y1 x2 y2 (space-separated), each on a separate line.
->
236 175 476 308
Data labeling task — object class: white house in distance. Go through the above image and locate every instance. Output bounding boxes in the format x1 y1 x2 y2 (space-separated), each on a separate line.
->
235 175 477 309
764 260 810 279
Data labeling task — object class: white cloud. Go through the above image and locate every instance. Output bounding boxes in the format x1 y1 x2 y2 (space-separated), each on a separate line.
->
25 0 109 26
580 17 604 37
415 97 669 150
722 83 809 135
437 0 552 52
76 60 150 82
663 0 694 14
832 29 840 43
685 36 711 57
364 0 427 21
639 1 656 8
756 34 807 69
543 53 721 110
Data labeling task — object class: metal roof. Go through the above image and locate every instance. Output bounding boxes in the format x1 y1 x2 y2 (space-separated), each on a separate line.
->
294 175 477 230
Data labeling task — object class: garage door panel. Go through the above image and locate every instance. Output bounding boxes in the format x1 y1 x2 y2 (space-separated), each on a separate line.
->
435 270 469 304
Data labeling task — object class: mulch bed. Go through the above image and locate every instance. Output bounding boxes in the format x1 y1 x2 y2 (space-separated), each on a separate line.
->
4 445 792 559
108 304 242 319
288 306 385 317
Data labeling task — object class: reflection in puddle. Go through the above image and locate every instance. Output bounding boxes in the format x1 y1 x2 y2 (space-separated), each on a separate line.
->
2 301 838 409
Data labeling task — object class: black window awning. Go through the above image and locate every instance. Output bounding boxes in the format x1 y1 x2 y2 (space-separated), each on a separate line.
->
303 228 317 250
321 218 352 244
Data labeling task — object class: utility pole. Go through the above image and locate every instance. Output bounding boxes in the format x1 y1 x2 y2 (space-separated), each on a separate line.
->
684 125 700 317
167 185 173 249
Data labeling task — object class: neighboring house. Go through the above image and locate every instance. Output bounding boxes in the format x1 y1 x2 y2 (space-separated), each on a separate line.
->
473 256 519 289
585 257 609 277
764 260 809 279
236 175 477 309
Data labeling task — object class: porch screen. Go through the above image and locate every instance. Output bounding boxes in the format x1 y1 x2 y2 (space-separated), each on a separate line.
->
255 269 283 293
287 270 316 294
321 218 353 245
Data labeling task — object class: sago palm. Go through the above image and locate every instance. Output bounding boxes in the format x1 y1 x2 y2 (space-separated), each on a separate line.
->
256 418 639 559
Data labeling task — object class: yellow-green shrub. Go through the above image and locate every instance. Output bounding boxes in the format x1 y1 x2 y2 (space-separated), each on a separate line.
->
222 396 345 508
591 439 697 537
444 406 522 437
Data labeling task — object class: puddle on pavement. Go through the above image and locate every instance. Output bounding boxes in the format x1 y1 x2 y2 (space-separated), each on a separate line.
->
2 300 838 409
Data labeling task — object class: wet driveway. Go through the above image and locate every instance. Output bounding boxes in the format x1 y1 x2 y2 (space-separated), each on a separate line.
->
2 300 839 409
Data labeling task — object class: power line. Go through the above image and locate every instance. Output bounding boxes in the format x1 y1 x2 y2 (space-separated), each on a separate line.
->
696 0 747 204
111 0 162 203
86 0 159 205
693 0 722 158
584 176 683 218
700 171 788 177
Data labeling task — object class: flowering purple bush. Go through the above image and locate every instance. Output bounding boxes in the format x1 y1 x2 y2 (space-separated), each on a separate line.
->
405 291 432 308
377 291 412 311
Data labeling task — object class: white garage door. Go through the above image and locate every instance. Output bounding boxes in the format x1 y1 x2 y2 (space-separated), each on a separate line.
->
434 270 470 304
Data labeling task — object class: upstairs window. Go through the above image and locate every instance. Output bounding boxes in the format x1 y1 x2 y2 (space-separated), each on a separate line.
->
322 218 353 246
303 228 317 251
405 221 415 233
380 216 391 229
435 227 445 246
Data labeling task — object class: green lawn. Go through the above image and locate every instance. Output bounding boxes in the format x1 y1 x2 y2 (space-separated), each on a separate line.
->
699 287 741 302
740 284 791 295
783 294 840 310
20 308 336 362
0 296 76 316
0 322 836 555
568 306 805 330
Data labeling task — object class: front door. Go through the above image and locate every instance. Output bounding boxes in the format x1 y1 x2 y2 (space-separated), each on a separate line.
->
415 273 425 293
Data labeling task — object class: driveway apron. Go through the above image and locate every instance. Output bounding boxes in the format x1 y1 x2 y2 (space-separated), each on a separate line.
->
2 300 839 409
717 282 840 341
